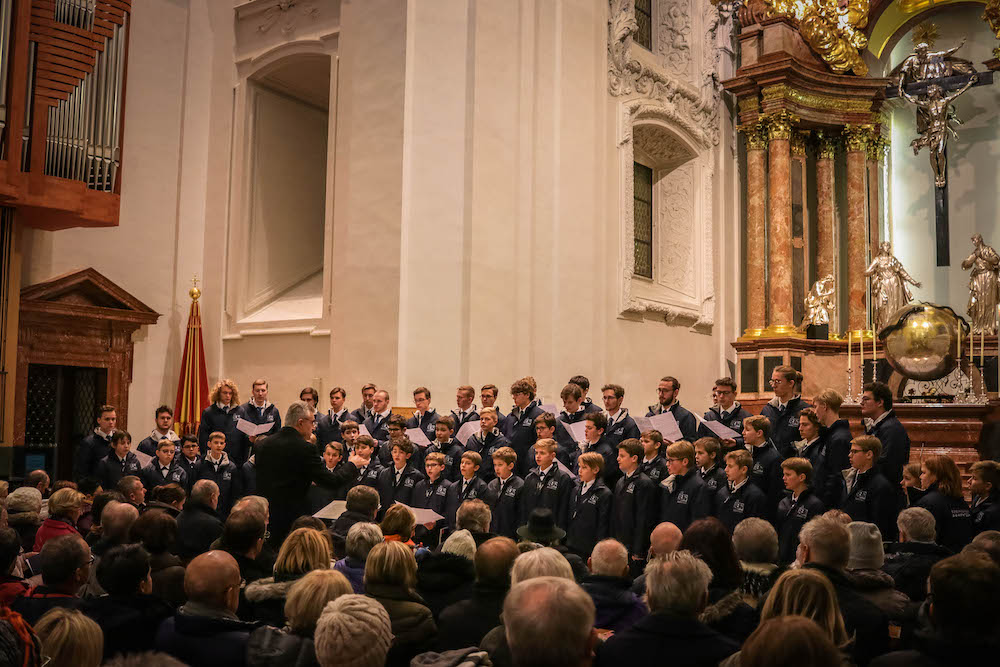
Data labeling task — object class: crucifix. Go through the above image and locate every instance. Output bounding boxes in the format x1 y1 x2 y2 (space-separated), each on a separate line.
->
887 26 995 266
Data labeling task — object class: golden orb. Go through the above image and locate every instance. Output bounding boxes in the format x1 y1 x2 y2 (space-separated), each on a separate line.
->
880 302 967 381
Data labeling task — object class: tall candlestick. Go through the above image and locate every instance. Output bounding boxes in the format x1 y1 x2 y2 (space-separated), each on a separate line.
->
847 331 852 390
873 330 877 381
859 330 865 385
982 330 986 369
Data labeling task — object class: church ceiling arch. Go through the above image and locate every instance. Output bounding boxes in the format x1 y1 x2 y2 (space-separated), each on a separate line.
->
867 0 987 59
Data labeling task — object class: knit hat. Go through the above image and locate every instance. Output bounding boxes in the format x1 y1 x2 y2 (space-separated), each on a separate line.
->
441 529 476 561
314 594 393 667
847 521 885 570
6 488 42 515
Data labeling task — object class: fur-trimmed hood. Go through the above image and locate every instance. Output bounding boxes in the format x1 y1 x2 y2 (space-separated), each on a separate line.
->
848 568 896 591
243 577 296 603
699 590 747 626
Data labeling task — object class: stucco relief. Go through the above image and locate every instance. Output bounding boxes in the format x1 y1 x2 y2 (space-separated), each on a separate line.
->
658 0 692 80
658 163 695 299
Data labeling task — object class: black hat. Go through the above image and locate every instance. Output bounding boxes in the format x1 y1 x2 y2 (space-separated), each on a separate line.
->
516 508 566 543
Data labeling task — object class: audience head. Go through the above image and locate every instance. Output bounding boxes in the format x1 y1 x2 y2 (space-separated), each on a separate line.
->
0 528 20 576
380 504 416 542
588 539 629 578
921 454 964 499
649 522 683 558
40 535 91 593
345 522 383 562
365 540 417 591
645 550 712 616
511 547 574 585
190 479 219 510
101 501 140 544
679 517 742 590
275 528 331 578
760 569 849 647
344 485 379 521
7 486 42 515
97 543 152 596
456 499 491 534
47 488 85 522
821 509 852 525
733 518 779 564
233 495 269 523
926 552 1000 641
798 516 850 569
89 491 125 528
314 595 393 667
130 509 179 555
185 550 242 613
896 506 936 544
441 529 477 561
117 476 145 506
740 616 841 667
25 469 50 494
284 569 353 636
475 537 519 588
504 577 597 667
221 510 266 557
966 531 1000 565
33 608 103 667
846 522 884 570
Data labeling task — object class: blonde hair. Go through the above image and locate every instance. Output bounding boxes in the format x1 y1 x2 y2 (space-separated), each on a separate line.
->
274 528 331 577
577 452 604 472
534 438 558 454
34 608 104 667
284 569 353 635
814 389 843 413
365 540 418 590
760 569 850 647
47 488 85 518
209 379 240 406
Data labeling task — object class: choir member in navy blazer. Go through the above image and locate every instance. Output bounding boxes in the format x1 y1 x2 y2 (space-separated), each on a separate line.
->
715 450 767 534
520 439 577 530
600 383 641 447
760 366 808 458
531 412 577 473
861 381 911 488
406 386 441 443
658 441 711 533
580 412 621 489
700 377 752 450
502 377 546 477
350 436 382 490
308 442 351 512
742 416 785 521
645 376 698 441
74 405 116 482
558 383 589 425
694 437 727 496
611 439 656 575
315 386 353 447
776 457 826 564
176 436 202 494
362 390 394 448
638 430 668 485
350 383 378 424
374 439 425 520
140 438 189 492
137 405 181 458
451 385 480 434
479 384 505 424
232 379 282 466
970 460 1000 535
465 407 511 482
96 431 144 493
838 435 897 540
486 446 524 539
424 416 464 482
412 451 453 547
566 451 613 559
568 375 603 415
813 389 853 507
444 451 496 529
197 380 242 458
195 431 242 518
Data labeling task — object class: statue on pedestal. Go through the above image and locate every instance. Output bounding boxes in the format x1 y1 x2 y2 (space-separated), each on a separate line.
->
961 234 1000 333
799 275 836 329
867 242 922 332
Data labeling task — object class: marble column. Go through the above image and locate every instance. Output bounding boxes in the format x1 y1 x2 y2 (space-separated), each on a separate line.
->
767 111 795 333
867 135 884 249
815 131 837 283
743 121 768 337
845 125 871 334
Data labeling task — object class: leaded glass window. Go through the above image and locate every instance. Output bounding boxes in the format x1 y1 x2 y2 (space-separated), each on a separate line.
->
634 0 652 50
633 162 653 278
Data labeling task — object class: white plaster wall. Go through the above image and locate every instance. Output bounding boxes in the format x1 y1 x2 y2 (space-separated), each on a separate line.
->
888 8 1000 313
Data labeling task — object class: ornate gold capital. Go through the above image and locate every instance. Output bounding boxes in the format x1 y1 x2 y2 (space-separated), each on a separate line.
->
866 134 888 162
791 130 809 157
740 120 769 151
843 124 874 153
766 110 798 142
815 130 838 160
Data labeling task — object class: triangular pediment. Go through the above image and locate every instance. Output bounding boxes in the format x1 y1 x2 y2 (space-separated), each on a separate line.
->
20 268 160 324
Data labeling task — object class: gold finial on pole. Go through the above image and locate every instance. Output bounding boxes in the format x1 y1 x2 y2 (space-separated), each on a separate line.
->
189 275 201 301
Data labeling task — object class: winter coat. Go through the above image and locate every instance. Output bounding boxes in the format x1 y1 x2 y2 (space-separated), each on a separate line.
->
149 551 187 607
869 627 1000 667
154 607 260 667
10 586 84 626
804 563 889 666
365 582 438 667
847 568 912 624
581 574 648 633
176 501 224 560
436 582 508 652
33 517 79 552
247 626 318 667
0 575 29 608
82 593 174 659
415 551 475 619
881 541 951 603
699 587 760 645
412 648 493 667
241 575 298 627
739 562 783 607
596 612 739 667
334 556 366 594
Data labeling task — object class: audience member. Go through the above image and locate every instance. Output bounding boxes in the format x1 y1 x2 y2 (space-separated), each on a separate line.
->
969 460 1000 534
146 483 186 517
455 499 496 546
334 522 382 594
313 594 392 667
33 488 85 552
415 529 476 618
965 529 1000 565
738 616 842 667
630 521 682 595
511 546 575 584
176 480 223 560
381 503 418 547
436 536 519 651
330 485 379 556
0 606 42 666
882 507 949 602
33 607 103 667
845 522 911 623
7 486 43 553
596 551 739 666
130 509 187 606
242 527 331 626
581 539 647 633
757 569 850 655
11 535 90 625
799 515 889 665
83 490 124 545
916 454 973 553
0 527 28 606
505 577 597 667
220 509 268 584
83 500 139 597
364 540 437 667
154 550 258 667
732 517 782 606
247 569 353 667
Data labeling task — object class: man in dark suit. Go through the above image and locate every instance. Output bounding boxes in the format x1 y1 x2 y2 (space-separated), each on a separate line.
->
254 402 364 542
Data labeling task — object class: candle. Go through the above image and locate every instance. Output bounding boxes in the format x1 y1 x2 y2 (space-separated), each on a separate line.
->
873 330 877 380
847 330 852 384
982 330 986 368
859 330 865 384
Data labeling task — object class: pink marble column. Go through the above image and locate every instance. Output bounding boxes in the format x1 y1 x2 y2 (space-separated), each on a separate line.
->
867 136 883 249
744 124 768 337
767 112 795 332
815 132 836 283
845 125 871 333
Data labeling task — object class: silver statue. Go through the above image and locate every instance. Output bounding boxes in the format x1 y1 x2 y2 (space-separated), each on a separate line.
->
896 38 975 90
901 76 977 188
867 242 922 333
961 233 1000 333
800 275 836 329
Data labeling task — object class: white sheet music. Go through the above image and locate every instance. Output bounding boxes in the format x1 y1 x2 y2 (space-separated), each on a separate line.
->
647 412 683 442
236 417 275 437
396 502 444 525
313 500 348 520
405 428 432 448
455 421 480 446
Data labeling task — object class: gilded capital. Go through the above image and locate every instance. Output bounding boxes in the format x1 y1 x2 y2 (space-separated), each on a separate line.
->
791 130 810 157
766 110 797 142
740 120 769 151
843 124 874 153
815 130 838 160
867 134 888 162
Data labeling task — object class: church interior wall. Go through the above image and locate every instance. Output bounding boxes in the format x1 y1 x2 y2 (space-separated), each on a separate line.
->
886 8 1000 311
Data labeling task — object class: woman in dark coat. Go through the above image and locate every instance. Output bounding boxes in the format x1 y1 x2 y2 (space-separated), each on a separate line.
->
365 540 437 667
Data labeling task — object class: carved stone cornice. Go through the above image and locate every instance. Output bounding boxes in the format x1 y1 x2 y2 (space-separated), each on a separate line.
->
761 83 873 114
607 0 725 146
843 124 875 153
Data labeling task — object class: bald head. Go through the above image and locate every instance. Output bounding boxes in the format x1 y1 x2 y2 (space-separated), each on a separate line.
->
185 550 242 612
475 537 519 587
650 522 683 557
101 501 139 543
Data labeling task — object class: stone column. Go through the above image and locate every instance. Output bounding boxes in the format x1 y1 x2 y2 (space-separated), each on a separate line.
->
766 111 796 334
743 121 768 338
867 135 884 249
815 131 837 283
845 125 872 334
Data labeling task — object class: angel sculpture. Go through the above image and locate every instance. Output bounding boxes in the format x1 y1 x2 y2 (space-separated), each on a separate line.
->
799 275 836 329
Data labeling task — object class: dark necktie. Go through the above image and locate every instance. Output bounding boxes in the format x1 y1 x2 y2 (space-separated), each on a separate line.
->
161 466 169 476
462 480 470 496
